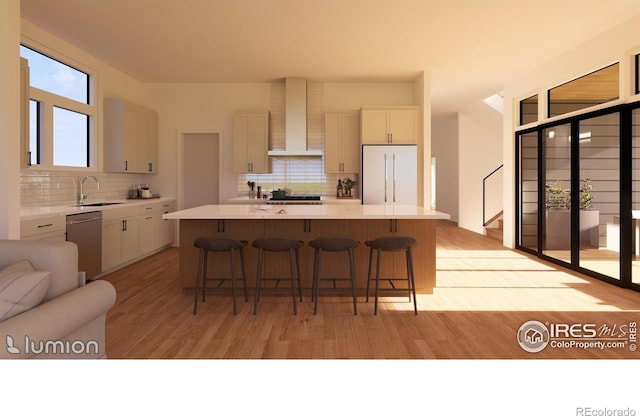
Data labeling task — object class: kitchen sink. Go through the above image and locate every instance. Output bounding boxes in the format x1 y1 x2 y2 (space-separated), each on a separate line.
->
73 202 123 207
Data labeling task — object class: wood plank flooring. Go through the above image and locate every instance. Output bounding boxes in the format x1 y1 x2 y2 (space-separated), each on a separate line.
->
102 220 640 359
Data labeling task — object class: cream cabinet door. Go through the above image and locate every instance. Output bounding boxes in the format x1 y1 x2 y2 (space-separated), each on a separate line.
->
361 109 389 144
233 110 270 173
388 109 418 144
102 219 123 270
104 98 159 173
361 107 419 144
121 215 141 263
325 112 360 174
324 113 342 173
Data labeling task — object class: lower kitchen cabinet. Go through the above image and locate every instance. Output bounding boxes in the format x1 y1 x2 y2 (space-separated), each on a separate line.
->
101 199 175 273
102 207 141 271
20 215 67 242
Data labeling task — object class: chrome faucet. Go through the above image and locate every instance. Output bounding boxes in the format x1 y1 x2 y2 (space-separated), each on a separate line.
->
79 175 100 205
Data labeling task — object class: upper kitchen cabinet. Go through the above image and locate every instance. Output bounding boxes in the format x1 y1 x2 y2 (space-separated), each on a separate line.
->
104 98 158 173
233 110 270 174
20 58 30 168
361 106 419 144
324 111 360 174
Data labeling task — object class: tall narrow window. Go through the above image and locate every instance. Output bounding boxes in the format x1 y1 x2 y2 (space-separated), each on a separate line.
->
519 95 538 126
20 45 94 169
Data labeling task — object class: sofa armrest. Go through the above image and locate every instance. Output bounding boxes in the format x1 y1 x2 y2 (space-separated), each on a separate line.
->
0 280 116 359
0 240 79 301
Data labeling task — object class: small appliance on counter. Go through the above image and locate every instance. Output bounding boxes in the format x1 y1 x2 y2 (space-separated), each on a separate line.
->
128 184 160 199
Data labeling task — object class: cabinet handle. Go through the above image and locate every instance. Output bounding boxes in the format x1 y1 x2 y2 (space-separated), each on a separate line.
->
148 162 153 172
145 216 153 220
27 151 32 167
37 223 53 228
122 219 127 232
125 160 128 171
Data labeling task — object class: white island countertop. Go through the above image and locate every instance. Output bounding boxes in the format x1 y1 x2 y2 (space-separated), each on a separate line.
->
163 204 450 220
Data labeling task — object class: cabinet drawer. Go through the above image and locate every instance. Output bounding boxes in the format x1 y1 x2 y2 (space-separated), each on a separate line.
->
101 205 141 221
21 216 66 238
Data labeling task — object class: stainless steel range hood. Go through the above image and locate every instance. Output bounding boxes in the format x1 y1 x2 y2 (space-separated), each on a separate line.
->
267 78 323 157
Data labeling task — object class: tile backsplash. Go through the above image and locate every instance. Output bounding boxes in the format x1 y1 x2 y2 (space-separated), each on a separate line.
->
237 157 358 197
20 169 152 207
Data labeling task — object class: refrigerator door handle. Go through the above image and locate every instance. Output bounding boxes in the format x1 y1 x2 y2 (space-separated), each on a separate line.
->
393 153 397 203
384 154 388 203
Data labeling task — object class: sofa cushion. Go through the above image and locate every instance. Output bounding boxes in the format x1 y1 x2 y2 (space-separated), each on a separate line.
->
0 260 51 322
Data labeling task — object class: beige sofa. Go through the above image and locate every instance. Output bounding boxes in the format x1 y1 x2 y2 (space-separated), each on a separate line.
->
0 240 116 359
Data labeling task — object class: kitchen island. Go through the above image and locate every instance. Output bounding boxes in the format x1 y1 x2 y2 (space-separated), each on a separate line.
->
163 204 449 294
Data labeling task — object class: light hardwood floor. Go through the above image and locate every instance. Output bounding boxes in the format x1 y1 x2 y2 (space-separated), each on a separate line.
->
102 220 640 359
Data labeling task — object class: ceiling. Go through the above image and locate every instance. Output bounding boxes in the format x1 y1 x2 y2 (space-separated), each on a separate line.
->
19 0 640 116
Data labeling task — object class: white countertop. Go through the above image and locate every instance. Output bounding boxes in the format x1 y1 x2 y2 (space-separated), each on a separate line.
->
163 204 450 220
20 197 175 220
226 196 361 204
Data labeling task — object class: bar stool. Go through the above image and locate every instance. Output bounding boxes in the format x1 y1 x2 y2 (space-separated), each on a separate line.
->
365 236 418 315
252 237 304 315
309 237 360 315
193 237 248 315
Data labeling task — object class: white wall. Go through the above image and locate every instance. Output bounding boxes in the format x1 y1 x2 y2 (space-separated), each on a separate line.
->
0 1 21 239
458 101 503 234
432 113 459 222
502 13 640 248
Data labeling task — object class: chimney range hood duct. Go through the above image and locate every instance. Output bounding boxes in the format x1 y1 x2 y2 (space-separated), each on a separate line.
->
267 78 323 157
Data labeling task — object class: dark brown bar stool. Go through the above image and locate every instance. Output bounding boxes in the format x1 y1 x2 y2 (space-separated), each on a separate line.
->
252 237 304 315
365 236 418 315
193 237 248 315
309 237 360 315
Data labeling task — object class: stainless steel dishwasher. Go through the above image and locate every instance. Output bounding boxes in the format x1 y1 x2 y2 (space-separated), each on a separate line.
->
66 211 102 281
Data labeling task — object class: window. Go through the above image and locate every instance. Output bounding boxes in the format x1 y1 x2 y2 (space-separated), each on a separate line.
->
519 94 538 126
636 53 639 95
548 63 619 118
20 45 95 168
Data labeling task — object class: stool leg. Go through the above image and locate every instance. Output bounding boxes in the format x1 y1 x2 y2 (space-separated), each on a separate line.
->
296 247 303 302
313 248 321 315
193 247 204 315
240 247 248 302
407 247 418 315
289 248 298 315
349 247 358 315
202 251 208 303
374 248 381 315
230 247 237 315
365 247 374 303
253 248 263 315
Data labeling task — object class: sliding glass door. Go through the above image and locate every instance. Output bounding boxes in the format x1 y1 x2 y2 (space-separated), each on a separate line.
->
633 107 640 286
577 113 620 280
542 123 572 263
517 103 640 291
518 131 538 251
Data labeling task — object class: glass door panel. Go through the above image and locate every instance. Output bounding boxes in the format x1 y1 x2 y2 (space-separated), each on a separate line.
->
543 123 572 263
632 108 640 285
577 113 620 279
519 132 538 250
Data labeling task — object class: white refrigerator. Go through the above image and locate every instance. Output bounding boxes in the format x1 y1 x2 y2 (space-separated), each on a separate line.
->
361 144 417 205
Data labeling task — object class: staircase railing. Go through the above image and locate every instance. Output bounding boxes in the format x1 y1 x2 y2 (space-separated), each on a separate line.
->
483 164 504 226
